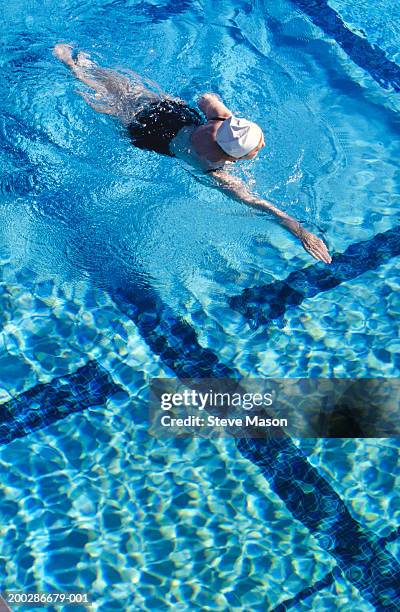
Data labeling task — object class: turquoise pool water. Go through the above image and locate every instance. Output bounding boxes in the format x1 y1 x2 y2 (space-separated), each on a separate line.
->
0 0 399 610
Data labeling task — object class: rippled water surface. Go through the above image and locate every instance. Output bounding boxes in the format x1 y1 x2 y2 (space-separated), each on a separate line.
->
1 0 400 610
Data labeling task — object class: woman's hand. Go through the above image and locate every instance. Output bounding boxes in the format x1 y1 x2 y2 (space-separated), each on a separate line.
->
298 229 332 264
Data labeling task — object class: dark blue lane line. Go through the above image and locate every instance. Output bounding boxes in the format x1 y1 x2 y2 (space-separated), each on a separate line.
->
271 569 337 611
109 282 400 610
111 286 234 378
135 0 194 24
0 361 120 445
291 0 400 92
237 437 400 610
92 0 195 25
229 225 400 329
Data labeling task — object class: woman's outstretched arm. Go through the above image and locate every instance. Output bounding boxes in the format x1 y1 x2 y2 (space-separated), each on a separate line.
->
211 170 332 264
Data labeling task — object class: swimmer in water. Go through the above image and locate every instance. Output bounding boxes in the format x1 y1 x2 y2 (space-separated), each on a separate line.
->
53 44 331 264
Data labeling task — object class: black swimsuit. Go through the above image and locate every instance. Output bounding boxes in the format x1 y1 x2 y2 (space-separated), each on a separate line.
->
127 98 205 156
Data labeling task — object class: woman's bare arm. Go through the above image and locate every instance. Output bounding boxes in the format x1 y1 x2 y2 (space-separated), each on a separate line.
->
211 170 332 263
197 93 232 120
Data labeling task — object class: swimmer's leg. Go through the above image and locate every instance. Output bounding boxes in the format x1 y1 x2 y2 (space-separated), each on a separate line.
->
75 90 116 115
53 44 108 95
53 44 161 120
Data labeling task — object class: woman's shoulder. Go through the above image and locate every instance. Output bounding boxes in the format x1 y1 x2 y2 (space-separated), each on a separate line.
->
170 126 226 173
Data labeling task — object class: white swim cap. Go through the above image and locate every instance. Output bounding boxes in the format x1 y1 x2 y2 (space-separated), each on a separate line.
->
216 116 263 158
